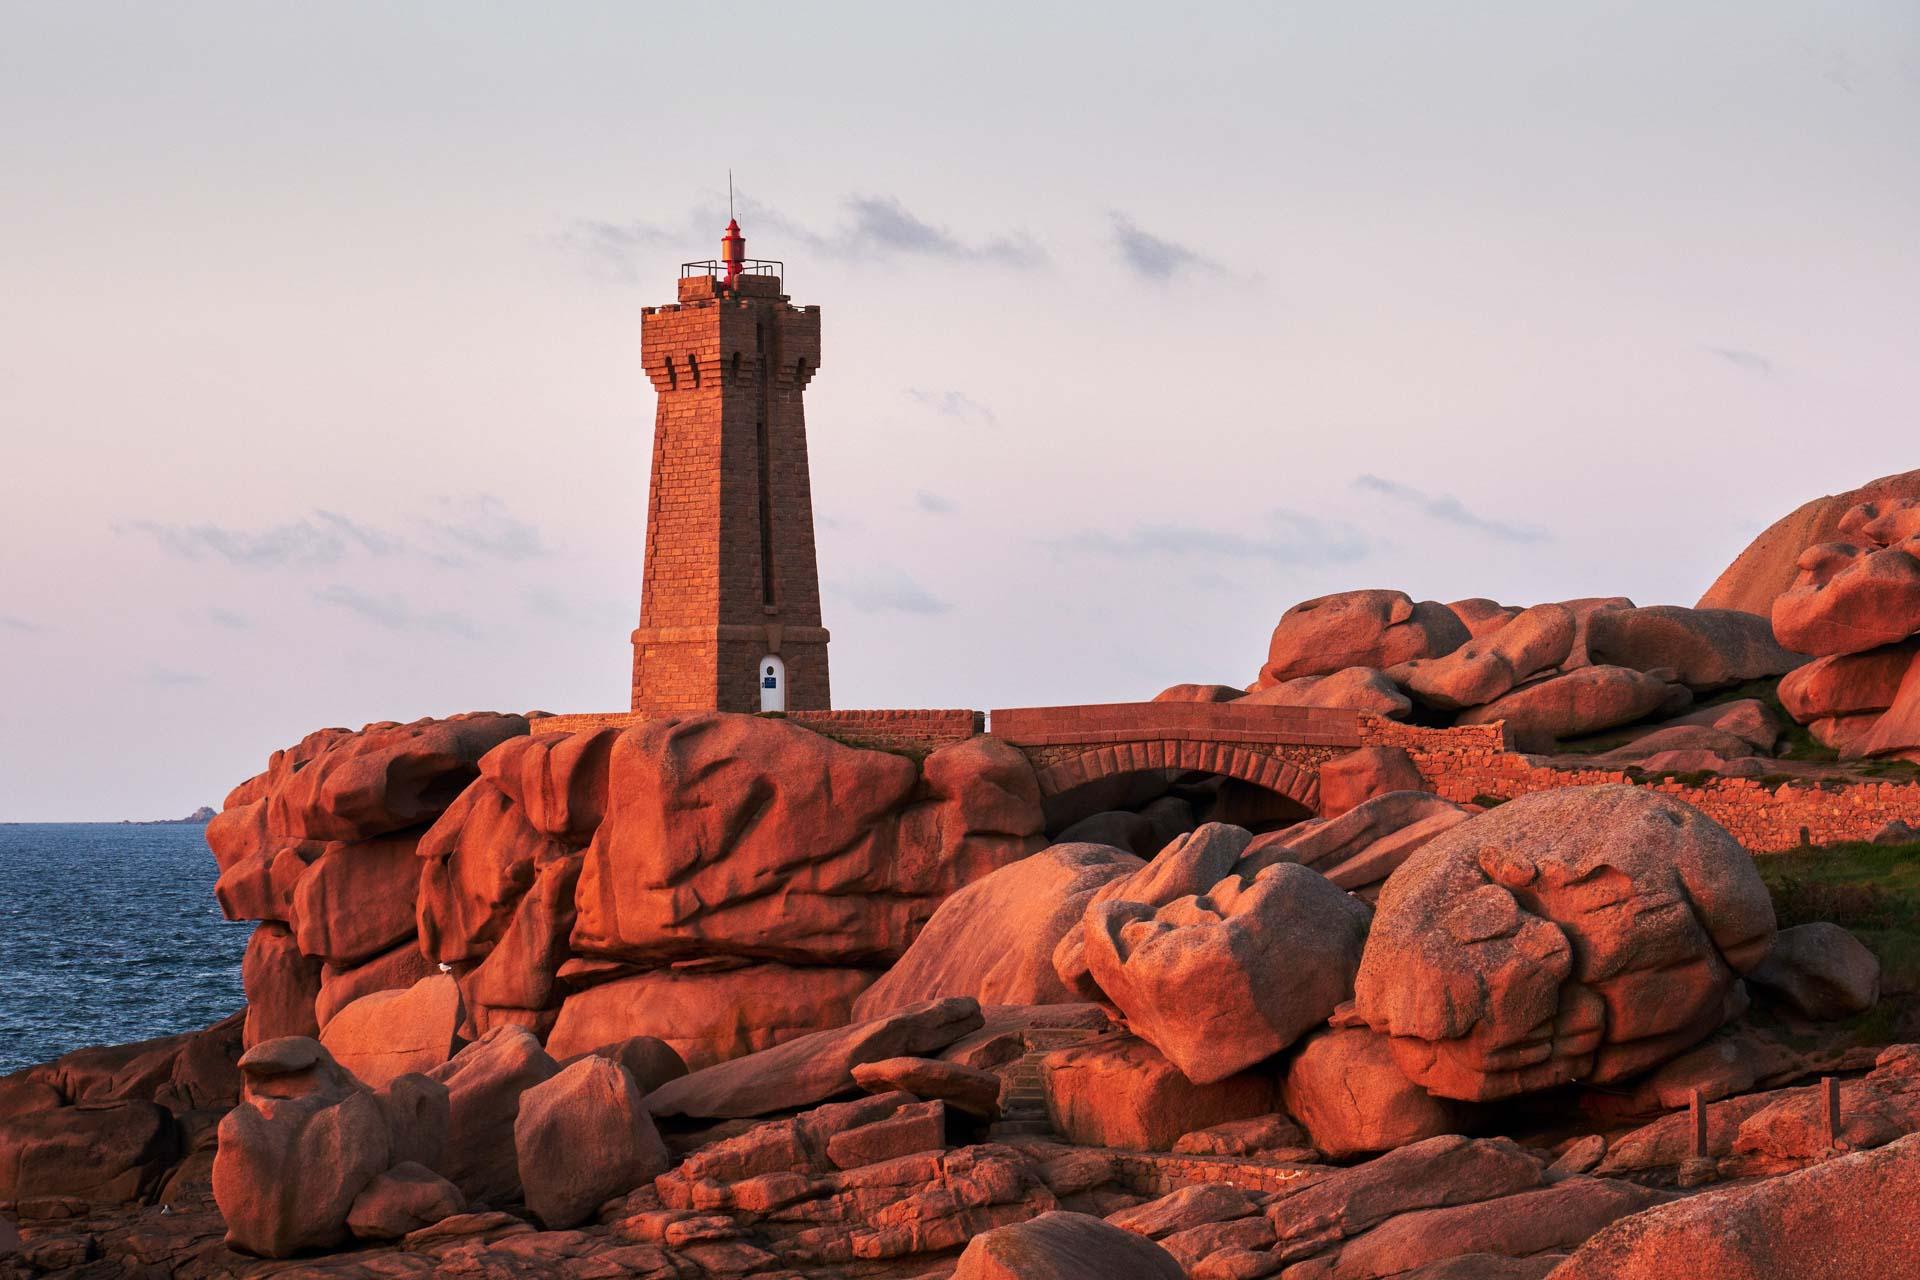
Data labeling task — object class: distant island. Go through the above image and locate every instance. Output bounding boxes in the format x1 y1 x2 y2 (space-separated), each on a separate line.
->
123 806 216 825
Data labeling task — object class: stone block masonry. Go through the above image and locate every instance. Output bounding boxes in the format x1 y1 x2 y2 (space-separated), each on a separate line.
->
631 257 830 717
1360 715 1920 853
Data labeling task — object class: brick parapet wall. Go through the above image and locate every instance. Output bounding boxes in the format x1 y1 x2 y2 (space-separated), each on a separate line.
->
988 702 1363 749
1357 715 1920 853
526 708 982 756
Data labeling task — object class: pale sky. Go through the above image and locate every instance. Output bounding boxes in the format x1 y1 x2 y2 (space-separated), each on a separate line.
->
3 3 1916 819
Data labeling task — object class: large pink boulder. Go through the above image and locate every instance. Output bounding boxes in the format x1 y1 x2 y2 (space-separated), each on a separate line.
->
345 1162 465 1241
1244 791 1475 897
415 779 573 967
1447 598 1522 639
644 997 985 1120
1698 469 1920 616
319 974 466 1089
478 726 619 842
316 943 437 1028
1281 1025 1466 1159
1261 590 1469 684
1458 666 1674 751
1317 746 1427 818
290 834 422 968
1584 605 1806 690
266 713 529 843
423 1026 559 1203
1746 922 1881 1020
570 717 1042 967
856 842 1142 1018
1082 863 1371 1084
1242 667 1414 720
514 1056 669 1228
1777 640 1918 722
1854 654 1920 761
0 1101 178 1204
1354 787 1774 1101
1772 540 1920 657
954 1211 1186 1280
547 963 877 1069
241 922 322 1048
1552 1131 1920 1279
1395 604 1576 710
213 1038 391 1257
1040 1034 1277 1150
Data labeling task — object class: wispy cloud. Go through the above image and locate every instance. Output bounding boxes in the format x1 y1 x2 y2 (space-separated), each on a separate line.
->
123 510 404 569
906 389 997 425
835 197 1045 268
0 614 44 633
554 219 675 283
1704 346 1774 375
124 498 548 572
1353 474 1548 545
1053 511 1374 565
314 585 477 636
562 191 1046 280
423 495 549 566
1111 215 1221 281
145 665 205 687
831 570 953 615
206 607 251 630
914 490 954 515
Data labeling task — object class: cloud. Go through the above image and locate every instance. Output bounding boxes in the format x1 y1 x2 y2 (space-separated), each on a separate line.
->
145 665 205 686
563 191 1045 281
0 614 44 633
831 571 953 615
914 490 954 515
1053 510 1374 565
1111 215 1220 281
1353 474 1548 545
1705 346 1774 375
124 510 404 569
124 498 546 572
422 495 550 565
839 197 1045 268
314 585 477 636
206 608 251 630
907 389 997 425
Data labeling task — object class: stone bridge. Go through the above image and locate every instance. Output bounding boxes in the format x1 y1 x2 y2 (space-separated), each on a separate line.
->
986 702 1365 815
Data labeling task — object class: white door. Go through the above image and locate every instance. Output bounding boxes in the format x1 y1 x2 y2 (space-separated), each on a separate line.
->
758 655 786 712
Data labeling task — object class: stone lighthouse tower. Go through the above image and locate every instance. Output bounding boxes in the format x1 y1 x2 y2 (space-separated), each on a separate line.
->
630 220 831 716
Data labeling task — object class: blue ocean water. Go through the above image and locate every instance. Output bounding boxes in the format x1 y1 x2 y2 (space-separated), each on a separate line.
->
0 823 250 1076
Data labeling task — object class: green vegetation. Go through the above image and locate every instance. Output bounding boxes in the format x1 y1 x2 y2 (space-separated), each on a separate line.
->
1757 839 1920 999
1470 794 1509 809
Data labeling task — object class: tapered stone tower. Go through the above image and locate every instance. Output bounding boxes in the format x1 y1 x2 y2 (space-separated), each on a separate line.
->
630 221 831 715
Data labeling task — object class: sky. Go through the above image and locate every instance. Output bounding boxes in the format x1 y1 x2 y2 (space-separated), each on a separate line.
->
2 2 1916 820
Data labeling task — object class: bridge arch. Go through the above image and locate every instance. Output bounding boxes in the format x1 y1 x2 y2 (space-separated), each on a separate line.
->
989 701 1365 823
1029 737 1323 814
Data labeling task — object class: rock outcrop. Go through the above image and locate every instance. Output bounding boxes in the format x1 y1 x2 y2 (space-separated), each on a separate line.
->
1354 786 1775 1100
1260 590 1470 684
1081 863 1371 1083
1698 468 1920 615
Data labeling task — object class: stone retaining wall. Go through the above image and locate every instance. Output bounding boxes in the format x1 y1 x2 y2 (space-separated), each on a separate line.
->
1110 1152 1323 1196
1359 716 1920 853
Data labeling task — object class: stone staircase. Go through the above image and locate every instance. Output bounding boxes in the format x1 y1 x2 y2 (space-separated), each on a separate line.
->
987 1026 1103 1140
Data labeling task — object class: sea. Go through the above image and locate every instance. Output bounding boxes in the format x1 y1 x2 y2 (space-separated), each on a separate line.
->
0 823 250 1077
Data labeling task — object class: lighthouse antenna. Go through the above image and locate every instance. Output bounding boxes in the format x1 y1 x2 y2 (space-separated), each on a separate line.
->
729 170 734 220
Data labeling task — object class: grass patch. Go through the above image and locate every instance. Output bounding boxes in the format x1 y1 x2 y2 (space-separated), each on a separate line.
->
1470 794 1509 809
1757 839 1920 996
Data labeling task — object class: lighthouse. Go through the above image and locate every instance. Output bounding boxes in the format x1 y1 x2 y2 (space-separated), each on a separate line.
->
628 221 831 716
